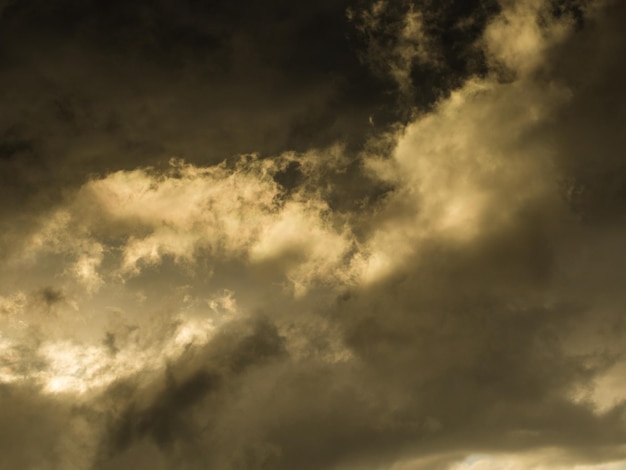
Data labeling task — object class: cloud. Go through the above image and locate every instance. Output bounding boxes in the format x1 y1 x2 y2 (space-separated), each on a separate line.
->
0 0 625 469
14 153 357 297
349 0 502 113
0 383 103 469
350 1 441 98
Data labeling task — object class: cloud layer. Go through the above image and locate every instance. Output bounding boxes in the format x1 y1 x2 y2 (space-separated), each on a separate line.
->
1 0 626 469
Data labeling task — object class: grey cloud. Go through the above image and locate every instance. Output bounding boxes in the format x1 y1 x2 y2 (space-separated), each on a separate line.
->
1 1 626 469
0 383 101 469
110 370 220 453
351 0 501 114
96 315 288 467
38 286 65 307
540 1 626 226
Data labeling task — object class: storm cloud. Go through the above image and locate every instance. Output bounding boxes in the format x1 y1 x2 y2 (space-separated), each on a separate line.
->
1 0 626 469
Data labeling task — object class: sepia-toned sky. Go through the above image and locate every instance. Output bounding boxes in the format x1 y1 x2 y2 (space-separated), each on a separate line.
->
1 0 626 469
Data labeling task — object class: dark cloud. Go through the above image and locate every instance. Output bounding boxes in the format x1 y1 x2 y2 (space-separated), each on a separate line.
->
38 286 65 307
1 1 626 469
351 0 501 113
0 0 385 165
541 1 626 226
0 383 99 469
99 316 286 463
0 0 502 204
0 0 509 271
110 370 220 453
0 0 395 262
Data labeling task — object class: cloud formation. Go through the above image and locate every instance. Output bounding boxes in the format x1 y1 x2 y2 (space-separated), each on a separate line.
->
1 0 626 469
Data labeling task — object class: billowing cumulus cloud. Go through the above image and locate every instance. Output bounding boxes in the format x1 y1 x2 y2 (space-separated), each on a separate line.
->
1 0 626 469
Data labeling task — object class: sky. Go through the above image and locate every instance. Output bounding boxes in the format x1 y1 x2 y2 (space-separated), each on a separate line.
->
1 0 626 469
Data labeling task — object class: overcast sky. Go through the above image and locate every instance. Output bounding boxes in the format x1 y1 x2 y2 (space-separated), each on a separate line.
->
1 0 626 469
